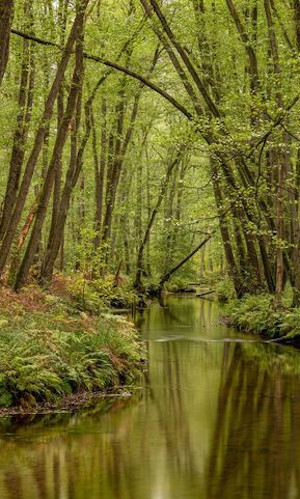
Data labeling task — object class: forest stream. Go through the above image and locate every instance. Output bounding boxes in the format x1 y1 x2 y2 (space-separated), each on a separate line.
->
0 295 300 499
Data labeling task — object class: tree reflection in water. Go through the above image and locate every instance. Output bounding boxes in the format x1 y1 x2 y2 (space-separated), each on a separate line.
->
206 343 300 499
0 298 300 499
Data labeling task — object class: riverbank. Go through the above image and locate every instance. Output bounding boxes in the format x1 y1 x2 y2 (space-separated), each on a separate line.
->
0 284 144 414
224 293 300 344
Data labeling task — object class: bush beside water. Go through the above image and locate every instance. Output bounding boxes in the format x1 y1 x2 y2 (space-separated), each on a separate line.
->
225 293 300 342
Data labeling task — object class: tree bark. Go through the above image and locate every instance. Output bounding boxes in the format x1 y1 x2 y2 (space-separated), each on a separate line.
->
93 99 107 250
134 149 185 292
0 0 14 86
211 164 244 298
0 7 86 277
40 72 108 282
0 0 34 240
225 0 259 93
158 234 214 292
14 0 88 289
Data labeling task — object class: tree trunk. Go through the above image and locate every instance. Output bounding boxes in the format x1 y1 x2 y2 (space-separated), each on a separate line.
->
102 89 141 258
264 0 287 296
0 6 86 277
14 2 88 289
0 0 34 240
40 73 109 282
211 164 244 298
0 0 14 86
134 149 184 292
158 234 214 292
93 98 107 250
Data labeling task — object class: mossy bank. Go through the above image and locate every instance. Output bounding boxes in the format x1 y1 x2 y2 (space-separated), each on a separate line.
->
224 292 300 344
0 285 144 414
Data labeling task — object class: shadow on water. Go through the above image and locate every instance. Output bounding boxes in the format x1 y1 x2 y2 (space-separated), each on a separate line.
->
0 296 300 498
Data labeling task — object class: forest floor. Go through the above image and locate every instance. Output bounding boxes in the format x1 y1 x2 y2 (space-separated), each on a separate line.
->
0 279 144 415
224 292 300 344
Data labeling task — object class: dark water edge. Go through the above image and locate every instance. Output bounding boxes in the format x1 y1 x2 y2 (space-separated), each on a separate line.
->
1 295 300 499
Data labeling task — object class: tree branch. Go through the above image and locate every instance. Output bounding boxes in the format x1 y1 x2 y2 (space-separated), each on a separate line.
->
158 232 215 289
11 28 193 120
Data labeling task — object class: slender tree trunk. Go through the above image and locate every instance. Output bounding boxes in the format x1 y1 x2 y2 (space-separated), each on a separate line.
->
134 149 184 292
225 0 259 93
0 0 14 86
0 0 34 240
200 246 205 278
292 124 300 293
211 163 244 298
264 0 287 296
14 2 88 289
93 98 107 249
117 168 132 276
0 6 86 277
146 148 152 277
102 89 141 257
102 89 126 250
135 160 143 251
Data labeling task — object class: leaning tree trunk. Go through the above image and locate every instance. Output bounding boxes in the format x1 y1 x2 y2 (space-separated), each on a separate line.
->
158 234 214 293
14 1 88 289
134 149 184 292
0 5 85 278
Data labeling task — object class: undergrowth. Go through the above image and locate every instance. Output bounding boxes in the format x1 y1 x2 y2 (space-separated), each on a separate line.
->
0 285 143 409
65 273 138 313
225 292 300 341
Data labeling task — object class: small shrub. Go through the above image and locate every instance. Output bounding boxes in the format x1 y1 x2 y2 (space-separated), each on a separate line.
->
67 273 137 313
216 280 236 303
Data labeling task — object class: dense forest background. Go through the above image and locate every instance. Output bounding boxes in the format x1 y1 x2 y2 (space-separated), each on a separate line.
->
0 0 299 303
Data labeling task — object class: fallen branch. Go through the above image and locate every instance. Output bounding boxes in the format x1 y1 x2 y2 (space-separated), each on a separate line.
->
158 232 215 291
196 290 215 298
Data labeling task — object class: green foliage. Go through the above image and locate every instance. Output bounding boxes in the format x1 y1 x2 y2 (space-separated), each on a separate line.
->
225 293 300 340
0 393 13 408
166 277 193 293
67 272 137 313
0 290 143 408
216 279 236 303
225 294 284 338
280 309 300 340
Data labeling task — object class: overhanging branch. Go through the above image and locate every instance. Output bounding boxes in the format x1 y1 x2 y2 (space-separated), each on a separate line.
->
11 28 193 120
10 28 300 160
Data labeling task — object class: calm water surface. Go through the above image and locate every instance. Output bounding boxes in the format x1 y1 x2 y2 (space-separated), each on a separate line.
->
1 296 300 499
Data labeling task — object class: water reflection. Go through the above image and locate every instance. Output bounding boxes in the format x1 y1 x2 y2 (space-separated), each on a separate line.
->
0 297 300 498
206 342 300 499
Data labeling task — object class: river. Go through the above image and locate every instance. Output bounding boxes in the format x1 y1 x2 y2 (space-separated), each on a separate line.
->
0 295 300 499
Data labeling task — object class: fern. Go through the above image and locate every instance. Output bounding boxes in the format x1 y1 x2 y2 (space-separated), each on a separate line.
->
0 305 143 408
